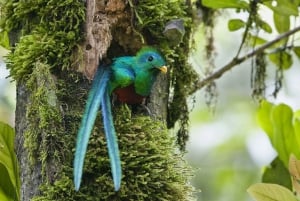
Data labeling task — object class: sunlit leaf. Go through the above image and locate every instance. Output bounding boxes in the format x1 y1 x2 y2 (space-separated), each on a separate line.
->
292 46 300 59
0 31 10 49
257 100 274 138
228 19 245 31
0 188 14 201
202 0 249 9
268 51 293 70
248 34 268 47
262 157 292 190
274 13 290 34
257 18 272 33
289 154 300 195
0 122 20 201
264 0 299 16
257 101 300 166
247 183 297 201
294 110 300 148
271 104 300 165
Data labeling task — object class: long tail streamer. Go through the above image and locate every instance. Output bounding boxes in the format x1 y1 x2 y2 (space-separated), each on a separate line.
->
74 68 111 191
101 87 121 191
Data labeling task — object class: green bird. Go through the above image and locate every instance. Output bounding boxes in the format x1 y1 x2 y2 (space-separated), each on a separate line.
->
74 47 167 191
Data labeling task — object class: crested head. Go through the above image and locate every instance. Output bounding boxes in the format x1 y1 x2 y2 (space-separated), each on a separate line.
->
135 47 167 73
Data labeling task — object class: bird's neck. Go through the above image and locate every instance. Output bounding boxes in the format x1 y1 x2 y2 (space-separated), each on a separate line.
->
134 69 158 96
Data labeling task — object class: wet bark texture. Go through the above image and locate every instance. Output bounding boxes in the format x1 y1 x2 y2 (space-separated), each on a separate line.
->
15 84 41 201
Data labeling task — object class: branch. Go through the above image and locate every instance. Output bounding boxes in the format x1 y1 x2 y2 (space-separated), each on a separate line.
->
190 25 300 94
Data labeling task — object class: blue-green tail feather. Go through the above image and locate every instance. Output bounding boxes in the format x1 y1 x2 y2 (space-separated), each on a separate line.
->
101 87 122 191
73 67 110 191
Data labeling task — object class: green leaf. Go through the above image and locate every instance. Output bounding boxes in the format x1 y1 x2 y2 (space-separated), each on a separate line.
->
294 110 300 156
292 46 300 59
0 188 14 201
262 157 292 190
264 0 299 16
0 122 20 201
274 13 290 34
248 34 268 47
268 51 293 70
257 18 272 33
247 183 297 201
202 0 249 9
271 104 300 165
257 100 274 138
0 31 10 49
257 102 300 166
228 19 245 31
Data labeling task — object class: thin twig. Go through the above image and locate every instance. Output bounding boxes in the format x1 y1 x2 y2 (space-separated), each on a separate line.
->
190 25 300 94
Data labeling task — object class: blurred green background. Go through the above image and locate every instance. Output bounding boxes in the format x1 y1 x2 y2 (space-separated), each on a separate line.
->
185 8 300 201
0 45 15 126
1 8 300 201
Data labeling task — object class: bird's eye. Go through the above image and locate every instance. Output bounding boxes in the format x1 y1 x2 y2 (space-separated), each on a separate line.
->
147 56 154 62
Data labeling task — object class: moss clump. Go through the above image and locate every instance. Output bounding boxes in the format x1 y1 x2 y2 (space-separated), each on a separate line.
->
1 0 85 81
32 105 194 201
134 0 189 40
25 62 67 178
133 0 198 150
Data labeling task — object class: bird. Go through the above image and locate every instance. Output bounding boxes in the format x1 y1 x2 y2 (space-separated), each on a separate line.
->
73 47 167 191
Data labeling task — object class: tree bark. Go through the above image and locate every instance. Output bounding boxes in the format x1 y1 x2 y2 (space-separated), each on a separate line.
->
15 83 41 201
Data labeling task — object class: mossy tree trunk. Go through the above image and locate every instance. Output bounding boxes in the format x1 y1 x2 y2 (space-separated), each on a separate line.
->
3 0 197 200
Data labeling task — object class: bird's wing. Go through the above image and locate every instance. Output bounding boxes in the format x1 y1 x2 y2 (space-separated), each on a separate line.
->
109 58 136 92
74 67 111 191
101 87 121 191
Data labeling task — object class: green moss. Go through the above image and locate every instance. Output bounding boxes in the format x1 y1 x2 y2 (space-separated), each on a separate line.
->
24 62 66 176
32 106 194 201
1 0 85 81
134 0 188 39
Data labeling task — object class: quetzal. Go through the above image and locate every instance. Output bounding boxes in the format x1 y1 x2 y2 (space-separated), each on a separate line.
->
73 47 167 191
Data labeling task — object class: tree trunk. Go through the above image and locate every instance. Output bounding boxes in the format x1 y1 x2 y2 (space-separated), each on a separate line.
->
15 83 41 200
4 0 196 200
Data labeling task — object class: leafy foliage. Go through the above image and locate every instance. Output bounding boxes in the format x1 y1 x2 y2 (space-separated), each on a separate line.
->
247 155 300 201
228 19 245 31
0 30 9 49
257 101 300 166
0 122 20 201
247 101 300 201
202 0 300 98
262 157 291 190
202 0 248 9
247 183 297 201
200 1 300 200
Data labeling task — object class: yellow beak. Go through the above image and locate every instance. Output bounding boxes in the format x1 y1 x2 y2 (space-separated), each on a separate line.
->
158 66 168 74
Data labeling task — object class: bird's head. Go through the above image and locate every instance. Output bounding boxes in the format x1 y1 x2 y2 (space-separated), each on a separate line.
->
135 47 167 74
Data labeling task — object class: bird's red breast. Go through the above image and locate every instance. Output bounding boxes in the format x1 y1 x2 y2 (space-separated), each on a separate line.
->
113 85 145 104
